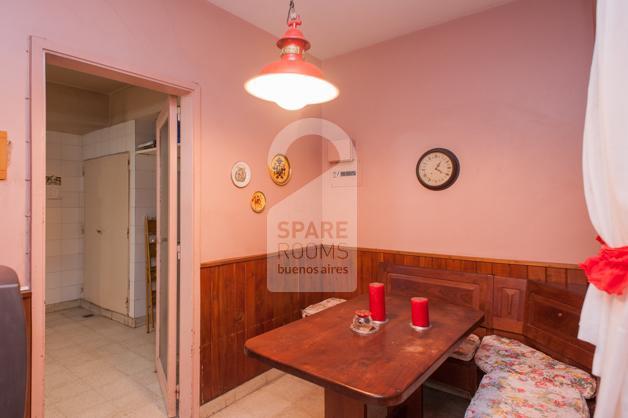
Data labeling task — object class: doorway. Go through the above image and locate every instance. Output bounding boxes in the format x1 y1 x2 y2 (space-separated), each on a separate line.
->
44 64 175 416
30 38 200 418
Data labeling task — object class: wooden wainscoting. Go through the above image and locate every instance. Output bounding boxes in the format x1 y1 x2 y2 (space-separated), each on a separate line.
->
200 248 590 405
200 254 360 403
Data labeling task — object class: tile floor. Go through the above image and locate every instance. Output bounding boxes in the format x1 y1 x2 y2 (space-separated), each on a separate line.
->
44 307 166 418
44 307 469 418
209 374 469 418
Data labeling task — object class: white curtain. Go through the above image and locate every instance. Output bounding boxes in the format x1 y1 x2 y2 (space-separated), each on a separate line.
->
578 0 628 417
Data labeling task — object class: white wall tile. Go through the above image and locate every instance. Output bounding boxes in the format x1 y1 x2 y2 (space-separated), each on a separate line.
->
47 144 62 160
47 159 62 175
47 207 62 224
62 270 83 286
61 144 82 161
47 131 85 304
47 240 62 257
61 222 82 239
62 176 83 193
62 254 83 272
61 238 83 256
61 285 82 301
46 271 63 290
61 160 82 177
60 191 81 208
46 222 62 240
45 287 63 305
46 255 63 274
61 208 81 224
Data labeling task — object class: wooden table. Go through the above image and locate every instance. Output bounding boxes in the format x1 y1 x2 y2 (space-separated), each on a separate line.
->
245 293 484 418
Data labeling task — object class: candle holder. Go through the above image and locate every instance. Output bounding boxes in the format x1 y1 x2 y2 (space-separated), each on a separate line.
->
350 309 379 336
372 317 389 325
409 323 432 332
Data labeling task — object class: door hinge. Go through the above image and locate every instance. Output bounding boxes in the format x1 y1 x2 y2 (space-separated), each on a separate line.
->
177 244 181 260
176 106 181 122
176 384 180 400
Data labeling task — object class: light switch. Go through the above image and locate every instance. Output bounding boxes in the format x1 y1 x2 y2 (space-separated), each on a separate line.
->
0 131 8 180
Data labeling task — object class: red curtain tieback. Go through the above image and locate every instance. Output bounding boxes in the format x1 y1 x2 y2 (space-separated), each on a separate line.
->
580 236 628 295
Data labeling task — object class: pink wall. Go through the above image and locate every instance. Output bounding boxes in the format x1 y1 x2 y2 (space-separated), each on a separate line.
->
321 0 597 264
0 0 324 285
0 0 599 286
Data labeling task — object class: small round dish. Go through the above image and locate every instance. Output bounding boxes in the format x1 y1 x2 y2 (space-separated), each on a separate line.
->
350 323 379 336
350 309 379 335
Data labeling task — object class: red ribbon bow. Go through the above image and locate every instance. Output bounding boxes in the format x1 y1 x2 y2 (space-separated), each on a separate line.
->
580 236 628 295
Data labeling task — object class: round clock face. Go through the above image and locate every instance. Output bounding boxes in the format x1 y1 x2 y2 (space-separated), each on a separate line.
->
416 148 460 190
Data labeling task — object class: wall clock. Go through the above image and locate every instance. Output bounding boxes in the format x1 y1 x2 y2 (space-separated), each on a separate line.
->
416 148 460 190
269 153 291 186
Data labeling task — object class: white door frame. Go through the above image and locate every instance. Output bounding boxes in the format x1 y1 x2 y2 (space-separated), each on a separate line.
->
29 36 201 418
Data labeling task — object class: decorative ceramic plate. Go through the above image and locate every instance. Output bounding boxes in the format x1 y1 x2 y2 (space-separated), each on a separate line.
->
251 191 266 213
231 161 251 188
269 153 291 186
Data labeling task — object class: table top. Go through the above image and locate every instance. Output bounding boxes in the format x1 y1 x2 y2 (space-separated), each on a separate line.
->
244 293 484 406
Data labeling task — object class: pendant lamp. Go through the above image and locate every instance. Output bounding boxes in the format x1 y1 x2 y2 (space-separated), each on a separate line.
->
244 0 339 111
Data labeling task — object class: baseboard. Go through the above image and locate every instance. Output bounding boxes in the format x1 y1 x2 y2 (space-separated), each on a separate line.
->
45 299 81 313
79 299 146 328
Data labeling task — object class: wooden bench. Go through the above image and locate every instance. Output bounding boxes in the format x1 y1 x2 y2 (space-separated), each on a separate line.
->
377 263 595 400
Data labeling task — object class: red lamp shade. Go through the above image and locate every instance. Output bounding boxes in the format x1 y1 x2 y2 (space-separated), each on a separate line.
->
245 17 339 111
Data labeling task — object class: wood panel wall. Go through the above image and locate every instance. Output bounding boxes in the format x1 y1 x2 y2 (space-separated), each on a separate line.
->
200 248 589 404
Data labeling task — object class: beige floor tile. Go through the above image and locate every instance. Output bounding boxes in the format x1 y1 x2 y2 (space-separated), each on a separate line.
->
128 368 159 387
81 367 130 389
212 406 256 418
234 390 293 418
65 358 112 378
98 377 148 401
265 375 320 402
45 308 163 417
72 400 123 418
44 403 67 418
45 368 80 391
120 401 167 418
111 388 160 412
53 389 108 417
46 379 92 405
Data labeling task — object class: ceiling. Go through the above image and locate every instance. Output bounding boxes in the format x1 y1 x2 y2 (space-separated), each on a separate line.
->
46 64 129 95
207 0 516 59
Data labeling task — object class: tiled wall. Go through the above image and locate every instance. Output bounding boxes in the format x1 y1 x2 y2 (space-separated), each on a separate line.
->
45 131 84 305
132 154 156 319
46 121 157 321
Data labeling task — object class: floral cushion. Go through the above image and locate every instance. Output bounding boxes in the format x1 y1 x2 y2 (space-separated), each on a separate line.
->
465 370 589 418
301 298 346 317
450 334 481 362
475 335 596 399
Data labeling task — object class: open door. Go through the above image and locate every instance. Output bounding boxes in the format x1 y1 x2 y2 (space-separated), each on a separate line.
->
156 96 179 417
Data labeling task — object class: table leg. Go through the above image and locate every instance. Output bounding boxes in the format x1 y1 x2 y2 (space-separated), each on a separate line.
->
324 386 423 418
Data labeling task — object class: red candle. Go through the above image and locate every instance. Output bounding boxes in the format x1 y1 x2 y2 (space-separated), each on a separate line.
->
369 282 386 322
411 297 429 327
